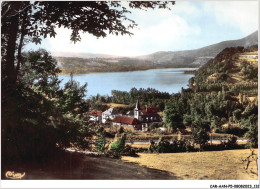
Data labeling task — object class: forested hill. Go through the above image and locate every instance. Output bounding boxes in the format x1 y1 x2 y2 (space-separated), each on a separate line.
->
55 31 258 74
163 45 258 147
189 45 258 97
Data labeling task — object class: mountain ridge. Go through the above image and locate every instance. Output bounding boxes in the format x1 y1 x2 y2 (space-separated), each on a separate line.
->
55 31 258 74
135 31 258 66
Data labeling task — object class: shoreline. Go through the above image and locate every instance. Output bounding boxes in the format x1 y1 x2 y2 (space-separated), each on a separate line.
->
57 67 200 75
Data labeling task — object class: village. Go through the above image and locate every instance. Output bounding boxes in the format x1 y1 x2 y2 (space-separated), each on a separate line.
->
89 99 163 132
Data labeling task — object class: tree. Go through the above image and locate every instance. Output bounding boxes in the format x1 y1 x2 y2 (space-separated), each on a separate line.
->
1 1 175 85
163 106 185 133
109 134 127 158
1 1 175 161
242 104 258 148
2 49 93 161
96 133 106 153
191 117 210 150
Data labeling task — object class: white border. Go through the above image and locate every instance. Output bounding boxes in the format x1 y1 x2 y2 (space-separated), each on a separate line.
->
1 180 259 189
1 0 260 188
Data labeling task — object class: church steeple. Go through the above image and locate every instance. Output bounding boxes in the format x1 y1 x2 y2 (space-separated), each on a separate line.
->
135 98 141 110
134 99 141 120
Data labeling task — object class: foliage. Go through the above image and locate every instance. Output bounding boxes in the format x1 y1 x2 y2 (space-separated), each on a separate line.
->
149 138 195 153
241 61 258 80
163 107 185 132
89 87 171 112
224 127 248 137
239 104 258 148
150 122 164 130
2 50 93 161
233 109 242 121
96 133 106 152
1 1 175 85
111 88 171 110
1 1 175 162
163 93 190 132
90 102 109 112
109 134 127 158
122 145 138 157
242 117 258 148
57 56 156 74
191 118 210 150
163 91 233 133
113 105 136 115
226 135 238 149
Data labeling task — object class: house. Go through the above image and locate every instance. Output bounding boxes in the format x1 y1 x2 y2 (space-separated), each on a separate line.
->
112 116 140 130
133 99 162 131
139 107 162 131
245 55 258 59
102 108 119 124
114 99 162 131
89 110 102 122
241 54 258 59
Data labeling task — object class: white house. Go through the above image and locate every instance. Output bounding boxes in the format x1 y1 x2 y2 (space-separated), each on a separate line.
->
241 54 258 59
89 111 102 122
102 108 119 124
245 55 258 59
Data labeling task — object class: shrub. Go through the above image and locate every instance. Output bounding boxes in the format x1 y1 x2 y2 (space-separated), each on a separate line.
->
191 118 210 150
225 135 238 149
118 127 124 134
149 138 195 153
105 132 116 139
224 127 248 137
90 102 109 112
156 138 172 153
150 122 164 130
204 136 245 151
242 63 258 79
96 133 106 152
122 145 138 157
108 134 126 158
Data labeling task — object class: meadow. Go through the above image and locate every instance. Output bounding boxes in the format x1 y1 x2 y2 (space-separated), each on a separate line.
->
122 149 258 180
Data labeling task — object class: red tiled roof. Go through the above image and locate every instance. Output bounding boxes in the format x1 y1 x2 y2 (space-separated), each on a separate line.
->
90 111 102 116
142 107 157 114
113 116 139 125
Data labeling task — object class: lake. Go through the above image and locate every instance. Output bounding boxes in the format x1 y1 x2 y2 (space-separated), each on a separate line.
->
58 68 196 98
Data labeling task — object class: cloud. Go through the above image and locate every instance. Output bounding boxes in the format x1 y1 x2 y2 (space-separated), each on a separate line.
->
203 1 258 35
47 2 201 56
25 1 258 56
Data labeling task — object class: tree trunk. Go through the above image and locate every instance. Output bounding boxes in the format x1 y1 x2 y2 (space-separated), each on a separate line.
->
16 15 27 81
4 13 19 85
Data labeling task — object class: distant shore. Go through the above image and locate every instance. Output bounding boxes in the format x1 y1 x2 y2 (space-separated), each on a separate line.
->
57 66 200 75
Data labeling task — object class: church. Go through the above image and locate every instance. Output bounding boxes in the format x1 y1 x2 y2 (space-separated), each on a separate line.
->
112 99 162 131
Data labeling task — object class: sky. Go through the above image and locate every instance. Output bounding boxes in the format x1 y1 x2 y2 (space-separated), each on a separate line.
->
25 1 259 57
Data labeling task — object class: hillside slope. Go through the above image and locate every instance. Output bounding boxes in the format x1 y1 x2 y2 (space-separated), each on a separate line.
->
162 45 258 146
190 45 258 98
138 31 258 66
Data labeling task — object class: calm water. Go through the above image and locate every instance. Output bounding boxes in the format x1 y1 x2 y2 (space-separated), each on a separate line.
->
58 68 196 98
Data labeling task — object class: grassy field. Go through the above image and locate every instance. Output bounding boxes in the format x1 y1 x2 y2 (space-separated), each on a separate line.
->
122 149 258 180
2 149 258 180
106 103 130 108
